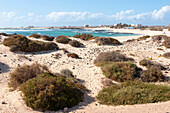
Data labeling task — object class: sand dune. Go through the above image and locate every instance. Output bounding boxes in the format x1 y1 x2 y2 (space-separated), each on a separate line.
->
0 29 170 113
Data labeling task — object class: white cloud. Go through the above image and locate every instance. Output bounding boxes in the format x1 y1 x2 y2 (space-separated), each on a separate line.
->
46 12 104 22
0 12 16 18
112 10 134 20
152 5 170 19
0 5 170 27
28 13 34 16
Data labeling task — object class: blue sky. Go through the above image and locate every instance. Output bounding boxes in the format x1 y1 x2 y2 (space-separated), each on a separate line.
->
0 0 169 27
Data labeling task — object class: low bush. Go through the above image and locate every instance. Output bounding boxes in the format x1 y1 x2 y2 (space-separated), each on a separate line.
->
139 59 165 70
73 33 94 41
137 35 150 41
141 66 165 82
20 73 84 111
151 35 169 43
150 28 163 31
3 35 59 52
29 34 41 39
68 40 83 47
96 62 141 82
67 53 79 58
126 39 136 42
162 39 170 48
163 52 170 59
9 63 49 89
0 33 8 36
95 37 121 45
41 35 54 41
94 51 131 64
97 80 170 105
56 35 71 44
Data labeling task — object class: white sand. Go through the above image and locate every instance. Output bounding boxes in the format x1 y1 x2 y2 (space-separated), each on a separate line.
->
0 29 170 113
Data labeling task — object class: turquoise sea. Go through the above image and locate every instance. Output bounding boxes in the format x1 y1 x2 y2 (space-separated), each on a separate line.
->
0 29 138 37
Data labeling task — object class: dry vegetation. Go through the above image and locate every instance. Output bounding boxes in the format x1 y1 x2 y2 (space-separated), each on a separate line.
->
94 51 133 64
163 52 170 59
67 53 79 58
9 63 49 89
68 40 84 47
95 37 121 45
56 35 71 44
73 33 95 41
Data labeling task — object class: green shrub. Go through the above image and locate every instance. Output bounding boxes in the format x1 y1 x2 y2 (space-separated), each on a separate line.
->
94 51 131 64
96 62 141 82
141 66 165 82
3 35 59 52
97 80 170 105
68 40 83 47
20 73 84 111
9 63 49 89
73 33 94 41
95 37 121 45
67 53 79 58
29 34 41 38
163 52 170 59
56 35 71 44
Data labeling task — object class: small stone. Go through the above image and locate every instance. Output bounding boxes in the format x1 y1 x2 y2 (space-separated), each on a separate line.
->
64 107 68 112
2 101 6 104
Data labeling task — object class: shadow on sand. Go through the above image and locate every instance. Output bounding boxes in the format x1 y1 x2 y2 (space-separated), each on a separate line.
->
0 62 10 73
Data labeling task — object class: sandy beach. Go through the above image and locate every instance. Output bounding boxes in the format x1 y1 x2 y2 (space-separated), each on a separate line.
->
0 28 170 113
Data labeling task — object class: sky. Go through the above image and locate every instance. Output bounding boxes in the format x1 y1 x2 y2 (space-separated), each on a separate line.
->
0 0 169 27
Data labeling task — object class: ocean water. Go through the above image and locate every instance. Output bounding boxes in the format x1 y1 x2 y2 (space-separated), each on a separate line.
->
0 28 138 37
